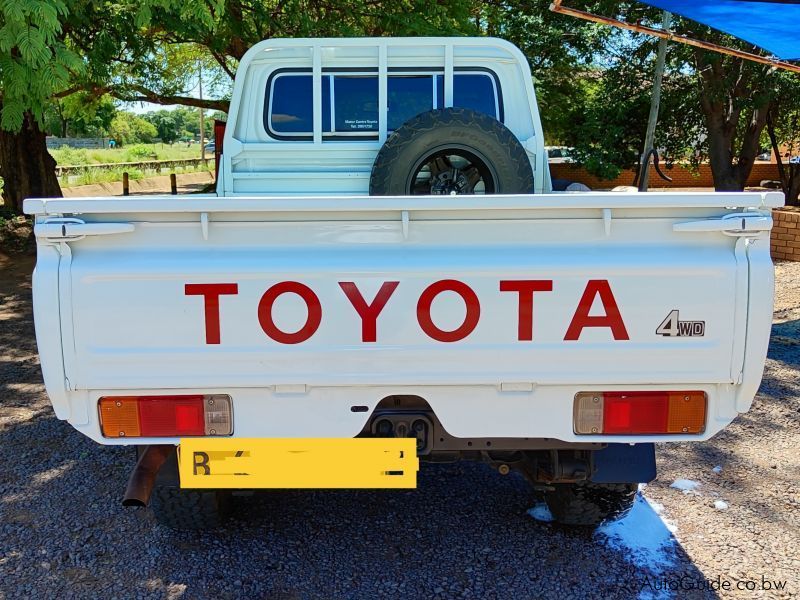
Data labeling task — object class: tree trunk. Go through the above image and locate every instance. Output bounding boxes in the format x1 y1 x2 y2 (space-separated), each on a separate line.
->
705 119 741 191
734 105 769 189
0 111 62 215
767 109 800 206
693 51 769 192
704 111 767 191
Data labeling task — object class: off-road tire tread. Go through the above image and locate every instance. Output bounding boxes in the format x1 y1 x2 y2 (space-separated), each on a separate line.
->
545 481 637 527
150 486 229 530
369 108 534 195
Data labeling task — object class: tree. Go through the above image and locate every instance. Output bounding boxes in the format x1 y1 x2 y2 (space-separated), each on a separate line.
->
477 1 611 145
764 70 800 205
143 110 180 143
141 106 214 143
0 0 83 211
524 25 703 183
44 93 117 138
536 1 796 191
108 111 158 145
106 0 483 114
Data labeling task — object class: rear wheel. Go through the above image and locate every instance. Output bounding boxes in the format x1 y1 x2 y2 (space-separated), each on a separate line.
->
544 481 637 526
150 486 231 530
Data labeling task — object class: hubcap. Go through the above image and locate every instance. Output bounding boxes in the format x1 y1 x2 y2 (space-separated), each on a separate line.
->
408 148 496 195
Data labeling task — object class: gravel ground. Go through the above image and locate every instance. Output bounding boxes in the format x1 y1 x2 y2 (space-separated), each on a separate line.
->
1 254 798 599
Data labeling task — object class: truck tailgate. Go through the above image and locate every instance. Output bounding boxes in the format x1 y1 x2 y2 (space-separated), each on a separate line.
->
25 193 779 441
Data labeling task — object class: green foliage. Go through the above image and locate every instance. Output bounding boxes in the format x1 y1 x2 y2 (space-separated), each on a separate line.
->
52 144 89 165
51 142 201 165
44 93 118 137
124 144 156 160
70 166 145 186
0 0 81 130
544 31 703 180
109 111 158 145
537 1 794 187
762 69 800 203
478 0 610 136
3 0 799 197
143 106 212 144
144 110 180 143
59 162 209 187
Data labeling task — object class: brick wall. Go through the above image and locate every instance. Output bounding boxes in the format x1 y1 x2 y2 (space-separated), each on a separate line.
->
550 163 783 189
771 208 800 262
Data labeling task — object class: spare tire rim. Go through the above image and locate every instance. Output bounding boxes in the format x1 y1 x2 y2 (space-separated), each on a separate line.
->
407 145 497 195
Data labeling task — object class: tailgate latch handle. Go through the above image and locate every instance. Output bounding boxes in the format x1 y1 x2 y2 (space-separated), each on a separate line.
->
673 213 772 237
35 218 135 242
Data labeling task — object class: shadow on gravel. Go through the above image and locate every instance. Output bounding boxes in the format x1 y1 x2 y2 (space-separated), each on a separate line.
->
768 318 800 369
127 463 713 599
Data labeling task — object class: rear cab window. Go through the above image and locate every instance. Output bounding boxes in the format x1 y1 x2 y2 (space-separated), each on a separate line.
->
265 69 501 140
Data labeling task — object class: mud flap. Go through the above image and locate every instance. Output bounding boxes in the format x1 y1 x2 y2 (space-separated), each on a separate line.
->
590 443 656 483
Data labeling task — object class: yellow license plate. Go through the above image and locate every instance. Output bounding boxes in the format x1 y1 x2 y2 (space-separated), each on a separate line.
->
178 438 418 489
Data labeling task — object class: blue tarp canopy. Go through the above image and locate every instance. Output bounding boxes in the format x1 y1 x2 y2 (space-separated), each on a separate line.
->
639 0 800 61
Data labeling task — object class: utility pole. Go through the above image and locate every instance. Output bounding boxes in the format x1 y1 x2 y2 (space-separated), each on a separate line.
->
199 62 205 161
640 10 672 191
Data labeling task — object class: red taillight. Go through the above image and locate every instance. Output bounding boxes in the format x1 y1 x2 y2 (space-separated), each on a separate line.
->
138 396 205 436
574 391 706 435
99 394 232 438
603 392 669 434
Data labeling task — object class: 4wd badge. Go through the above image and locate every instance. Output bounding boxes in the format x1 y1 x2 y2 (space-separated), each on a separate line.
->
656 310 705 337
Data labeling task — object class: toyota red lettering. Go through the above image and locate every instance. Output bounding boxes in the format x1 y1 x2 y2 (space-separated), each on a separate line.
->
339 281 400 342
257 281 322 344
184 283 239 344
499 280 554 341
187 279 630 344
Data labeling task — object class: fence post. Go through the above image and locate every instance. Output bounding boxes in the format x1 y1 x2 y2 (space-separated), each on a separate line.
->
170 173 177 195
122 172 129 196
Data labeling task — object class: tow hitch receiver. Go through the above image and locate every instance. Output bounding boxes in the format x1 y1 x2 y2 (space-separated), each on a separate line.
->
370 411 434 454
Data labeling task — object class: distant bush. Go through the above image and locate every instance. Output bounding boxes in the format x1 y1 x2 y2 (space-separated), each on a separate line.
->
110 112 159 145
124 145 156 161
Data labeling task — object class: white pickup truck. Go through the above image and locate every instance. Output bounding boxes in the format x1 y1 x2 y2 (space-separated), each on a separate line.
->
25 37 781 530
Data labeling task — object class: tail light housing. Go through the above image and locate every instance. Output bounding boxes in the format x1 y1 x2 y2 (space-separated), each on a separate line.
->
574 391 706 435
99 394 232 438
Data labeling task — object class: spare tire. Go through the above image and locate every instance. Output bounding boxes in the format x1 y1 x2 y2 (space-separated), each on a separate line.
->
369 108 534 196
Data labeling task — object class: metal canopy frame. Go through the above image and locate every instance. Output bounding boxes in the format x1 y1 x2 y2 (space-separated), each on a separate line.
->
549 0 800 74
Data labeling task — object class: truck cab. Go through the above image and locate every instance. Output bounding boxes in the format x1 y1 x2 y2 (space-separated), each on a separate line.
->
219 37 550 195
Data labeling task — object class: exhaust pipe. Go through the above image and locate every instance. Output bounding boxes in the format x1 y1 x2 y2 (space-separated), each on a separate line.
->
122 445 175 507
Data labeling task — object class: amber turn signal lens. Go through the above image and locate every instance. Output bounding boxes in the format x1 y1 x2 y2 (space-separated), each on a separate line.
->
667 393 707 433
98 397 141 438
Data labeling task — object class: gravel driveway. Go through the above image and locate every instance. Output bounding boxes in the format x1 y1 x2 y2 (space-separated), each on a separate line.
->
1 254 798 599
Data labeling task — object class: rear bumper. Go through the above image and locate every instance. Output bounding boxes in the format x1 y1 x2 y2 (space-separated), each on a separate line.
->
59 382 744 446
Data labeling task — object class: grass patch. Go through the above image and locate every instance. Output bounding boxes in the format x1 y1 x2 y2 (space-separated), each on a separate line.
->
59 164 211 187
51 142 207 166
